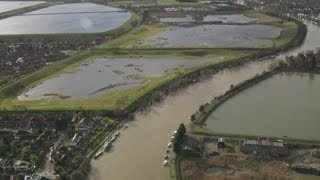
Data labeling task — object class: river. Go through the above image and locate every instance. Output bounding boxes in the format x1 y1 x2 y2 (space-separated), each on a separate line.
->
89 23 320 180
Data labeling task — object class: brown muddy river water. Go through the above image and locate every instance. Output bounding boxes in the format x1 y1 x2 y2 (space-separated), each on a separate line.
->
89 23 320 180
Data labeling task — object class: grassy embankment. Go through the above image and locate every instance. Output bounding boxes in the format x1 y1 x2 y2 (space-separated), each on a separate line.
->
0 2 59 20
0 49 251 111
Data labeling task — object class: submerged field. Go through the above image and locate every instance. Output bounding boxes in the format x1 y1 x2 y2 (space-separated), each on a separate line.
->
0 50 250 110
204 72 320 140
0 3 131 34
0 1 45 13
18 56 222 100
100 12 297 49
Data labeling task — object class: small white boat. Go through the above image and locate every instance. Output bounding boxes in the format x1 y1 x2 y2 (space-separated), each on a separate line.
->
124 124 129 129
104 142 112 152
167 142 173 148
173 130 177 135
110 136 116 142
94 151 103 159
163 160 169 166
115 130 120 137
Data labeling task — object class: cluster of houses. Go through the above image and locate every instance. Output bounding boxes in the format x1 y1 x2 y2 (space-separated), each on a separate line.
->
0 159 35 178
0 38 102 86
240 138 289 156
68 118 93 148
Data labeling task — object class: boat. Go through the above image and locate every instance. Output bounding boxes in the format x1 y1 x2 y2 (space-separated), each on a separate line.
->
167 142 173 148
94 151 103 159
163 160 169 166
124 124 129 129
115 130 120 137
104 142 112 152
110 136 116 142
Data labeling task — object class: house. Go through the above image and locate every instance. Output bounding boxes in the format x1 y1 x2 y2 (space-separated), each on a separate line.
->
75 118 93 132
217 138 225 148
68 133 82 148
312 149 320 158
240 139 289 156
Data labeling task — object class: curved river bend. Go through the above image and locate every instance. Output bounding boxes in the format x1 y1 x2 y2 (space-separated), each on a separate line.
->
89 23 320 180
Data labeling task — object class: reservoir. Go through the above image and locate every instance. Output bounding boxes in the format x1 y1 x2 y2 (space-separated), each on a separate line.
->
205 72 320 140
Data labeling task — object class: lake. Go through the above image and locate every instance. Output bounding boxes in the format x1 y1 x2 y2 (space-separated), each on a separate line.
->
0 3 131 34
0 1 44 13
204 72 320 140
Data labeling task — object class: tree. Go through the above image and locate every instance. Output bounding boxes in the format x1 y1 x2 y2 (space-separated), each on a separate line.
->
173 123 186 154
191 114 196 122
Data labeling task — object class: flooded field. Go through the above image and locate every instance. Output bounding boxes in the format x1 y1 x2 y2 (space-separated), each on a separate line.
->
203 14 256 23
90 22 320 180
19 57 222 100
0 1 44 13
134 24 281 48
160 14 255 24
205 72 320 140
25 3 120 14
0 3 131 34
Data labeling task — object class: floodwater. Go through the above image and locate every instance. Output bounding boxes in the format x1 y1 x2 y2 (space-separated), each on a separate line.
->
19 57 224 100
0 1 44 13
202 14 256 23
138 24 281 48
160 14 255 24
89 22 320 180
160 15 195 23
205 72 320 140
25 3 120 14
0 3 131 34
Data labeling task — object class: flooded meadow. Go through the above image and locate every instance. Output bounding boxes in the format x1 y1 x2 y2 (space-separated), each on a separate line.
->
18 57 223 100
